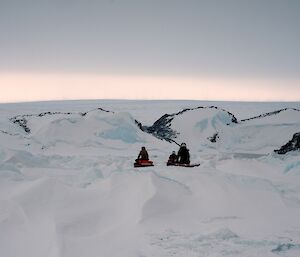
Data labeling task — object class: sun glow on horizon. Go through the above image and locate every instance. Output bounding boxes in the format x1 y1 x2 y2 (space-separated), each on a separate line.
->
0 72 299 103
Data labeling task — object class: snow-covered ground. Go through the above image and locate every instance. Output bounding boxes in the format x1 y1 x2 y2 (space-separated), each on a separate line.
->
0 100 300 257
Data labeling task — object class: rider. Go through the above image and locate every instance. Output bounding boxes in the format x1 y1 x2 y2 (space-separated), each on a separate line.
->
177 143 190 164
137 146 149 161
168 151 178 164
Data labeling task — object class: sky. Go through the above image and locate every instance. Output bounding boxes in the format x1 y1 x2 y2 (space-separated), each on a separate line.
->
0 0 299 102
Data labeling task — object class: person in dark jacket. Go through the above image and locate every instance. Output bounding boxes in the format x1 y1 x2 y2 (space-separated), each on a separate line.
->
137 146 149 160
177 143 190 164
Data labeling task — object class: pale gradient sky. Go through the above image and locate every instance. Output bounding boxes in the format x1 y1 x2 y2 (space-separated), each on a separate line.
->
0 0 299 102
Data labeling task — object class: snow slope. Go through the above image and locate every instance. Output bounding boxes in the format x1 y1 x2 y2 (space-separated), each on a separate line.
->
0 100 300 257
147 106 300 155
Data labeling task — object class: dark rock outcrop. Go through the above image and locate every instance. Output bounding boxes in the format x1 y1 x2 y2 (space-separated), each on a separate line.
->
144 114 178 143
134 120 144 130
81 107 112 116
208 133 219 143
274 132 300 154
10 117 31 133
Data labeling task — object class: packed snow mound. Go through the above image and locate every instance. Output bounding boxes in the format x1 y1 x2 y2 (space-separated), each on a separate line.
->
220 108 300 154
9 108 113 134
5 108 164 154
10 111 77 134
145 106 237 147
30 111 155 150
0 121 27 150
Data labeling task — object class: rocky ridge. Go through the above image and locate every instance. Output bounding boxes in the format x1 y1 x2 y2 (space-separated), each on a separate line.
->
275 132 300 154
241 108 300 122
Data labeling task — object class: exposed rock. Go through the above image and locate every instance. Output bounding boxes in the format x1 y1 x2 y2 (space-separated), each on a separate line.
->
274 132 300 154
144 114 178 143
10 117 31 133
81 107 112 116
134 120 144 130
208 133 219 143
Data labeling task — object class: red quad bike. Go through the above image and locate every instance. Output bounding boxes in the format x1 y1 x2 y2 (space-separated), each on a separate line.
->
134 159 154 168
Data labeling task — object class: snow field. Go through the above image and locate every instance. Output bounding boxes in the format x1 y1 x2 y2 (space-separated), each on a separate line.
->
0 100 300 257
